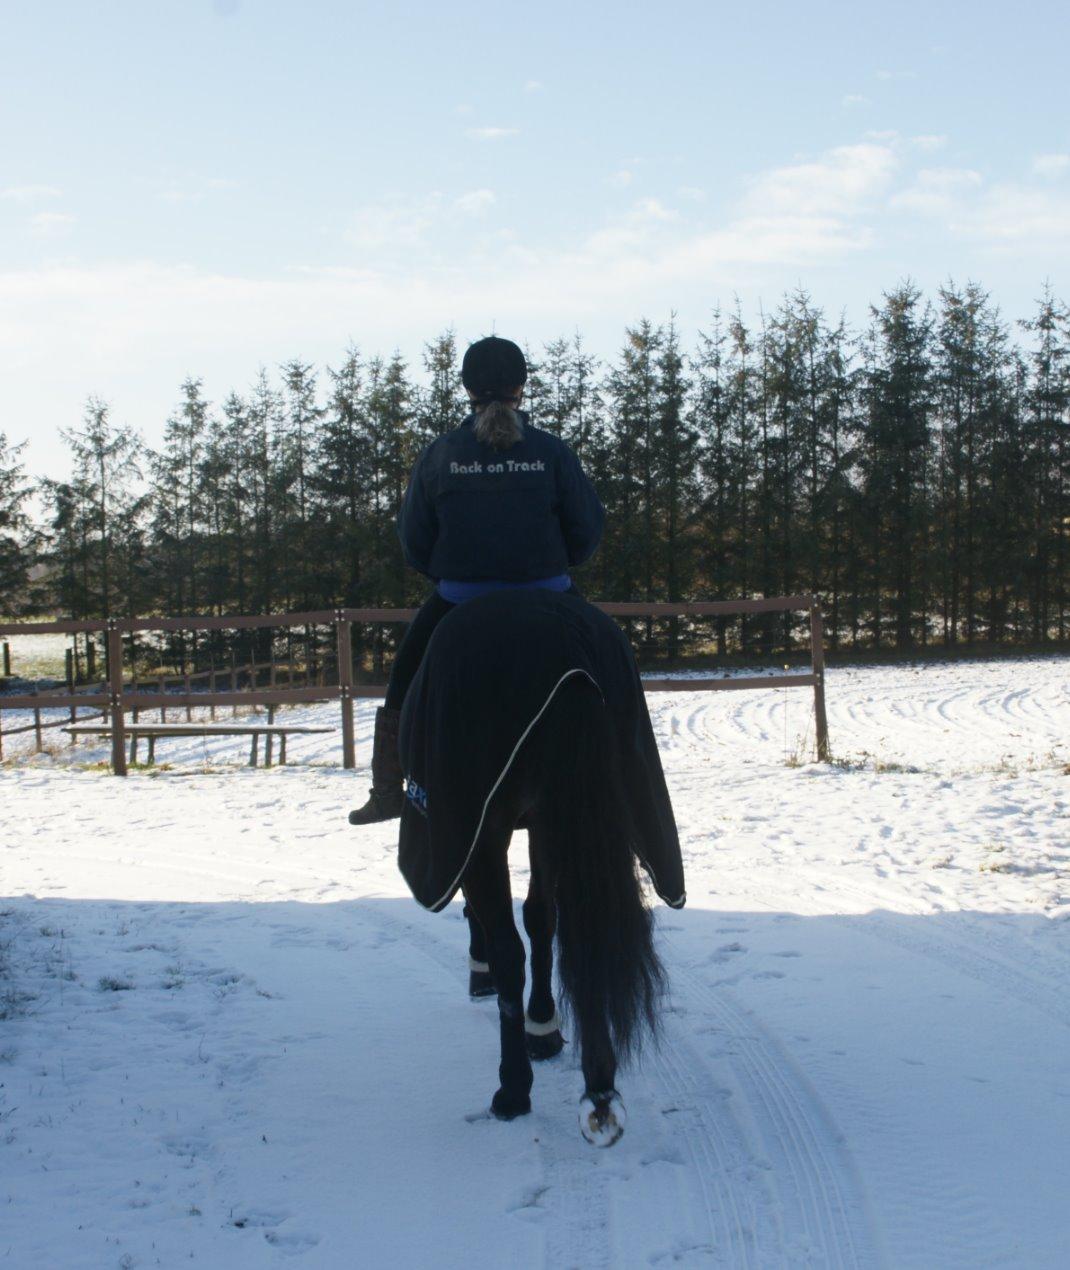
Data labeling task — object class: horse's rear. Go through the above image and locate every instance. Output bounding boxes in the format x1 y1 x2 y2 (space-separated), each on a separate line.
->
462 672 665 1146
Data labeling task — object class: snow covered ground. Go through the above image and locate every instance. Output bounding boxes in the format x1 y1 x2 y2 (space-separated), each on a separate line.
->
2 656 1068 1268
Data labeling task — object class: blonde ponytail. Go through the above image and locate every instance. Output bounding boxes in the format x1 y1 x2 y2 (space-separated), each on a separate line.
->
473 399 523 450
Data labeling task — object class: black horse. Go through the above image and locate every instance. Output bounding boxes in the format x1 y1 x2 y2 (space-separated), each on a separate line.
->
394 589 686 1147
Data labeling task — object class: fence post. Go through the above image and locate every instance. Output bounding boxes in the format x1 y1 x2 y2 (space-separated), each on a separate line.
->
66 650 77 746
336 611 356 770
32 683 42 753
809 597 830 762
1 640 10 678
108 623 128 776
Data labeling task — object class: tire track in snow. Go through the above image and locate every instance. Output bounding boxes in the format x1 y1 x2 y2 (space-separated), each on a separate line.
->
755 865 1070 1033
643 1009 764 1267
666 946 885 1270
826 892 1070 1033
355 902 800 1268
359 899 888 1268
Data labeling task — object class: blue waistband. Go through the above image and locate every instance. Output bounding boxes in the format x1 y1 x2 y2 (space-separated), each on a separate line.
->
437 575 571 604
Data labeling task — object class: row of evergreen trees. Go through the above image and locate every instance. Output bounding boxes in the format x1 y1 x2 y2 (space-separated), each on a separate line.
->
2 280 1068 665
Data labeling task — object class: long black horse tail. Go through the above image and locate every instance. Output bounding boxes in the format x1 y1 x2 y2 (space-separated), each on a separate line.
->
538 673 664 1062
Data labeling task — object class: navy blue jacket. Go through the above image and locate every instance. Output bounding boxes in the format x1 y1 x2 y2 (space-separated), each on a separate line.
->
397 412 604 582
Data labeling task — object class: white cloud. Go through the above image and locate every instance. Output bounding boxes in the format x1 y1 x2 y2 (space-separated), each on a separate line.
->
609 169 633 188
29 211 76 237
455 189 496 215
742 143 898 217
466 127 518 141
677 185 706 202
2 185 61 202
911 134 947 152
1032 153 1070 179
951 184 1070 245
881 159 1070 250
344 197 441 249
633 198 677 222
891 167 983 215
523 80 543 92
842 94 869 107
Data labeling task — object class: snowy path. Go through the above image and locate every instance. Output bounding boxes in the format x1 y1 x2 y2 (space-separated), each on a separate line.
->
2 656 1069 1267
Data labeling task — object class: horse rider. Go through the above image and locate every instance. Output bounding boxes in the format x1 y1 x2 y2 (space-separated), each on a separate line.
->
348 335 605 825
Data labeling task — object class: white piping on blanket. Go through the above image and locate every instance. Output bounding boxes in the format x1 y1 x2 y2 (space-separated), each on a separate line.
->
424 668 598 913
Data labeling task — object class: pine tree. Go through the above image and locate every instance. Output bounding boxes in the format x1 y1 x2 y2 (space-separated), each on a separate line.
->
315 344 369 607
693 311 736 650
860 283 934 649
0 430 34 613
1020 288 1070 641
149 378 210 618
58 398 144 619
417 331 466 441
278 360 323 610
655 319 698 657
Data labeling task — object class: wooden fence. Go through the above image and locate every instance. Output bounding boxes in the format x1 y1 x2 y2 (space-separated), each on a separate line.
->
0 596 829 774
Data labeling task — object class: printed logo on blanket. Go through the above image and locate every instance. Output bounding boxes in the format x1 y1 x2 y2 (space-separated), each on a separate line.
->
405 777 429 816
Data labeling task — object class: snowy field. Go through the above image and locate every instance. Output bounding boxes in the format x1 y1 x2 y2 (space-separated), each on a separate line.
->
2 656 1069 1268
0 630 71 682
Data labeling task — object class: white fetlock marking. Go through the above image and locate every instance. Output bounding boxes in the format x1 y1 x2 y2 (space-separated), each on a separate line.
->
524 1010 562 1037
468 957 490 973
579 1092 626 1148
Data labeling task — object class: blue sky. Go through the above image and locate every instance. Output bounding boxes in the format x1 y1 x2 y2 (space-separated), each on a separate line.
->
2 0 1068 476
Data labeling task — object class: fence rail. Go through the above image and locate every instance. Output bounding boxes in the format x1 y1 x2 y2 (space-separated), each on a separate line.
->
0 597 830 772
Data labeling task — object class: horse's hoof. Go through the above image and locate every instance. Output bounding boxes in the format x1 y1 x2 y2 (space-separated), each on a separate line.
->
491 1088 531 1120
579 1090 626 1147
525 1011 565 1060
526 1029 565 1061
468 970 496 1000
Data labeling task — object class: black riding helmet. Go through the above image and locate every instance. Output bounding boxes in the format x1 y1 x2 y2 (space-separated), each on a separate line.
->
461 336 528 401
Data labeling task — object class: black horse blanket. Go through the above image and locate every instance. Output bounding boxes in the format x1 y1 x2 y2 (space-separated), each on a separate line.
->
397 589 686 913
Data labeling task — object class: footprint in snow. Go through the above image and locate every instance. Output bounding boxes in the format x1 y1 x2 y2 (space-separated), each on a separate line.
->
264 1229 321 1254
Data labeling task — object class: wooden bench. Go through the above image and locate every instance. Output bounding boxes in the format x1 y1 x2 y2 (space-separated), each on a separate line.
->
63 723 334 767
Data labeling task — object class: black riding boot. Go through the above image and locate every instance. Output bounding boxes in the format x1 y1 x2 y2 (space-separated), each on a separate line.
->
348 707 405 825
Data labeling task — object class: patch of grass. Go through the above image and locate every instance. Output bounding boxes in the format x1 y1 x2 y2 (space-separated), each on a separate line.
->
0 988 37 1020
979 842 1012 873
872 758 923 774
827 753 868 772
97 975 134 993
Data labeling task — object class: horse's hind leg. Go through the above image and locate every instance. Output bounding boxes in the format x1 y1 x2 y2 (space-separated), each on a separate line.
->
463 904 495 999
578 1016 625 1147
463 838 533 1120
523 829 564 1060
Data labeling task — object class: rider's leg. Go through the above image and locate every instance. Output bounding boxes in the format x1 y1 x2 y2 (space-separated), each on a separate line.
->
348 592 454 825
